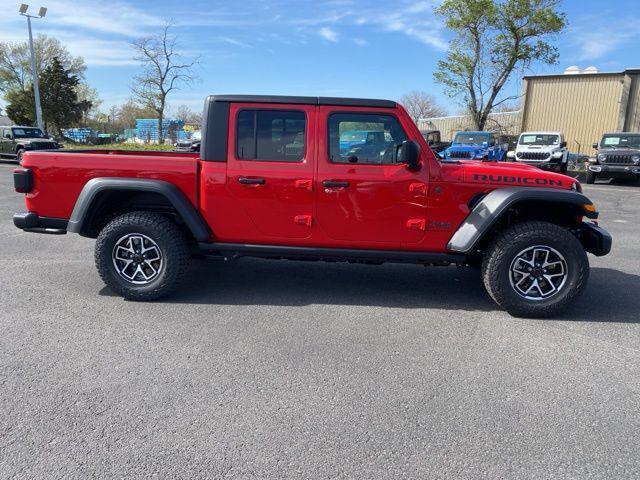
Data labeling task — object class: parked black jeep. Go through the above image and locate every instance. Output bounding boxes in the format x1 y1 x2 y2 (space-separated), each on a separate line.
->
589 133 640 184
0 126 60 163
420 130 450 154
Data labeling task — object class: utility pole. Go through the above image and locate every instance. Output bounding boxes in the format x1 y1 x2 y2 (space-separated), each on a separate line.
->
18 4 47 133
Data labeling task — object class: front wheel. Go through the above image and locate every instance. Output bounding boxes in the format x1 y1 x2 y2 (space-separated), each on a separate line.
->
16 149 24 164
95 211 190 300
586 170 596 184
482 221 589 318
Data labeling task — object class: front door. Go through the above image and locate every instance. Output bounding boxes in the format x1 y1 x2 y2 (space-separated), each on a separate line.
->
225 103 316 242
316 108 428 248
0 129 10 155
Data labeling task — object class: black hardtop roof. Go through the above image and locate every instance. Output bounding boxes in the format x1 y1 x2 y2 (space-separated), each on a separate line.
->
207 94 396 108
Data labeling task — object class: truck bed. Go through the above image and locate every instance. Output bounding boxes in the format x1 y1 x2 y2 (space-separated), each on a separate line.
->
20 149 200 219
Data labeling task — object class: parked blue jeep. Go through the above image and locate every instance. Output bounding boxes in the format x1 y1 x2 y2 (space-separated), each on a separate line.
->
339 130 387 155
442 131 508 161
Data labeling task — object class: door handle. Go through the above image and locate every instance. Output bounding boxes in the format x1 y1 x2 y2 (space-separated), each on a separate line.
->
322 180 350 188
238 177 265 185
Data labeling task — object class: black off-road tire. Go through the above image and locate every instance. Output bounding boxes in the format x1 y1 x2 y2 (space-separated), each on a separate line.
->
16 149 24 164
481 221 589 318
586 170 596 184
95 211 190 301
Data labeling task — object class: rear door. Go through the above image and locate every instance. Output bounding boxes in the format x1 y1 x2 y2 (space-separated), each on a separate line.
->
225 103 316 241
315 107 428 248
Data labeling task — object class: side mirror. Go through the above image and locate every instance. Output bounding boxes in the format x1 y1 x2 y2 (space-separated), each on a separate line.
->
398 140 421 171
560 141 567 148
592 142 598 150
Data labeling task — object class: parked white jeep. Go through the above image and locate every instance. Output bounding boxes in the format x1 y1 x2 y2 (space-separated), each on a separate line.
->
507 131 569 173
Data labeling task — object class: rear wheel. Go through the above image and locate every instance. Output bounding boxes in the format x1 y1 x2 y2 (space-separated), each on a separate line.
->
16 149 24 164
482 221 589 318
95 211 190 300
586 170 596 184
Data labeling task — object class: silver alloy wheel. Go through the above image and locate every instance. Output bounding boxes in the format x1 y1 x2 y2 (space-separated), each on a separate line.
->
112 233 163 285
509 245 568 301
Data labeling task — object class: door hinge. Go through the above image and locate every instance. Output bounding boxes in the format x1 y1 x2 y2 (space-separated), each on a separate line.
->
406 219 426 231
294 215 313 227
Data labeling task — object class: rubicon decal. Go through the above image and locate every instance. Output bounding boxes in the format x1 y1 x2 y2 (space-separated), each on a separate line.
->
473 174 563 186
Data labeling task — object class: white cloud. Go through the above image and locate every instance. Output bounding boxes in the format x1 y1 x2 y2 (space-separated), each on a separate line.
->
569 14 640 62
576 31 638 61
319 27 339 43
354 38 368 47
217 36 253 48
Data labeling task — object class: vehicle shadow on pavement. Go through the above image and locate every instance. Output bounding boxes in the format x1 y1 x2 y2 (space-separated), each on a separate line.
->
99 262 640 320
102 258 498 312
561 267 640 323
101 259 640 323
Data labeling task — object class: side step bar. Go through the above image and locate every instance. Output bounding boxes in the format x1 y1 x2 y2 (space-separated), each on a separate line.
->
199 242 466 265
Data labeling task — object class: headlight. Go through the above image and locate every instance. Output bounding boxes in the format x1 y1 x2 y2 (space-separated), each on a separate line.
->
632 156 640 164
552 151 563 159
475 151 486 158
597 154 606 161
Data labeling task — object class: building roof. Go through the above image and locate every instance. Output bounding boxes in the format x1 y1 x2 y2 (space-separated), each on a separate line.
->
524 68 640 80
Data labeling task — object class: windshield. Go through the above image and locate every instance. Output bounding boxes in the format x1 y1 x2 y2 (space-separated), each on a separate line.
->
453 133 490 145
600 135 640 149
12 128 46 139
519 134 559 146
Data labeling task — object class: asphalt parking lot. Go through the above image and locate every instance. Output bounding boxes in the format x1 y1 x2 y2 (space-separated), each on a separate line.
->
1 162 639 479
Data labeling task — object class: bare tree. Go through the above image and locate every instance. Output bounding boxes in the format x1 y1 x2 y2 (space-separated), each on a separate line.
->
173 104 202 125
399 91 447 124
131 25 198 144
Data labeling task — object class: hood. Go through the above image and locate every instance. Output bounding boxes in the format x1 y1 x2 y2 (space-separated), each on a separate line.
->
598 147 640 155
447 144 486 152
19 137 53 143
441 160 578 190
517 143 561 151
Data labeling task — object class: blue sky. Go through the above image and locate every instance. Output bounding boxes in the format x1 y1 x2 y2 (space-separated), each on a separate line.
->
1 0 639 116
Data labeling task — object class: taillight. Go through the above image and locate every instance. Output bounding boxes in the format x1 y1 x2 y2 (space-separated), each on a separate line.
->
14 168 33 193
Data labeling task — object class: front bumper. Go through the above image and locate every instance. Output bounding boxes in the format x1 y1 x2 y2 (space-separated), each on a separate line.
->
14 212 68 235
588 164 640 177
517 158 563 169
577 222 612 257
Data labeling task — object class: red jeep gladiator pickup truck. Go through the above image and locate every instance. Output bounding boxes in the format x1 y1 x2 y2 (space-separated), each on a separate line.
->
13 95 611 317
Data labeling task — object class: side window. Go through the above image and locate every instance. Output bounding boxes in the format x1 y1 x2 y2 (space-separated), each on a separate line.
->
236 109 306 162
329 113 407 165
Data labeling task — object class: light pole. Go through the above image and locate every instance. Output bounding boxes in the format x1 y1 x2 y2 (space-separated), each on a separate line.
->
18 4 47 133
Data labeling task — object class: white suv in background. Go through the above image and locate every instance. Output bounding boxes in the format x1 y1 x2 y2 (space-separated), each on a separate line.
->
507 131 569 173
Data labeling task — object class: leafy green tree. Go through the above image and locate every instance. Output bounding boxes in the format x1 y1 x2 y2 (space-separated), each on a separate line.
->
4 87 34 125
434 0 565 130
40 57 87 135
5 57 88 135
0 34 85 93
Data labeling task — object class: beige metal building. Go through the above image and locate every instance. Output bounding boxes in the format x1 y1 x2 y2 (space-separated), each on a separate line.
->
422 68 640 155
419 111 521 140
521 68 640 155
